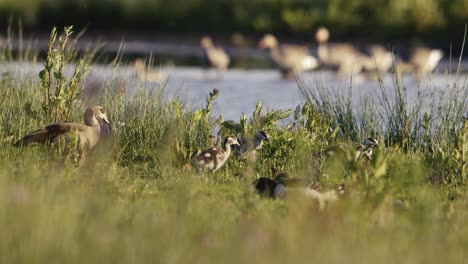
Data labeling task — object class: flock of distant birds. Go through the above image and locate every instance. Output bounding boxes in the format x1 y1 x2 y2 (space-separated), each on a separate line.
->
14 106 379 207
199 27 444 80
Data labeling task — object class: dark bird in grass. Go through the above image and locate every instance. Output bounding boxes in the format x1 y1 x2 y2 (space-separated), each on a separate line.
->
236 130 270 161
253 173 345 208
252 173 291 200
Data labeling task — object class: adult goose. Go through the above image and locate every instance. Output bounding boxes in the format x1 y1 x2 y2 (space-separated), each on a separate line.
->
360 45 394 74
14 106 111 161
200 36 230 79
191 136 240 172
395 47 443 77
258 34 318 79
315 27 369 76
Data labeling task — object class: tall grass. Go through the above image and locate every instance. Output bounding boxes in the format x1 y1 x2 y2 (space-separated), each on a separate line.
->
0 27 467 263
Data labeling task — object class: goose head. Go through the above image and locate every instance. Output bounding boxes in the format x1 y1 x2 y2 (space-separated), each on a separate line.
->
223 136 240 149
363 137 379 148
200 36 215 49
84 106 110 127
258 34 279 49
315 27 330 44
253 130 270 150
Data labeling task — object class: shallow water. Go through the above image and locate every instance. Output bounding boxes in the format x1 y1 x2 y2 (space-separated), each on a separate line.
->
162 67 459 121
2 62 465 121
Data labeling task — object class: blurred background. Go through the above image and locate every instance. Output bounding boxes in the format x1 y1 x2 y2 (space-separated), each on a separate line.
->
1 0 467 56
0 0 467 119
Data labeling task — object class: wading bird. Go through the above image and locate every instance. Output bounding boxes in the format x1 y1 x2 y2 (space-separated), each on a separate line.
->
200 36 230 80
258 34 318 79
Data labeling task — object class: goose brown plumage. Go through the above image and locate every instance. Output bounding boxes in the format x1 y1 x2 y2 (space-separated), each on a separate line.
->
14 106 110 152
258 34 318 79
315 27 370 76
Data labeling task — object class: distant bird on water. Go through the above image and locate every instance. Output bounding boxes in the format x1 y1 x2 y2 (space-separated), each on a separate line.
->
200 36 230 80
258 34 319 79
394 47 443 78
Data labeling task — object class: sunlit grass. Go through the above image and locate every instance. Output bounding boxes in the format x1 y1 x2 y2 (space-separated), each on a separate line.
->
0 27 466 263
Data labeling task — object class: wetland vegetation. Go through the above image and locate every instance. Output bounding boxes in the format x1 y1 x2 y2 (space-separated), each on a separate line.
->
0 26 466 263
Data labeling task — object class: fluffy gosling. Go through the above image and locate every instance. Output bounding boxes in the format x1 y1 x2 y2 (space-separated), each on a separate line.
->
236 130 270 160
191 136 240 172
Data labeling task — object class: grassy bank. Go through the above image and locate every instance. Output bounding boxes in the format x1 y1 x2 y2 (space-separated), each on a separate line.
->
0 28 467 263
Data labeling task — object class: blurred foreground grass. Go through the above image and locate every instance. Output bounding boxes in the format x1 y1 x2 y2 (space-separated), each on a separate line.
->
0 28 467 263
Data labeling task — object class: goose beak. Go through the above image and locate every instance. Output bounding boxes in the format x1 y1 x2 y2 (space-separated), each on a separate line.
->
102 116 110 125
265 137 271 143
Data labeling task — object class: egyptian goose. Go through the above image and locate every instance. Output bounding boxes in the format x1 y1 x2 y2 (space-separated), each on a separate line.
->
14 106 110 152
315 27 369 76
395 47 443 77
258 34 318 79
314 137 379 161
360 45 394 74
200 36 230 79
236 130 270 160
191 136 240 172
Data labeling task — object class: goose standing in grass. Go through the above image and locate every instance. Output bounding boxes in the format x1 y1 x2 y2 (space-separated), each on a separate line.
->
395 47 444 77
14 106 111 162
191 136 240 172
315 27 369 76
236 130 270 161
200 36 230 80
258 34 319 79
